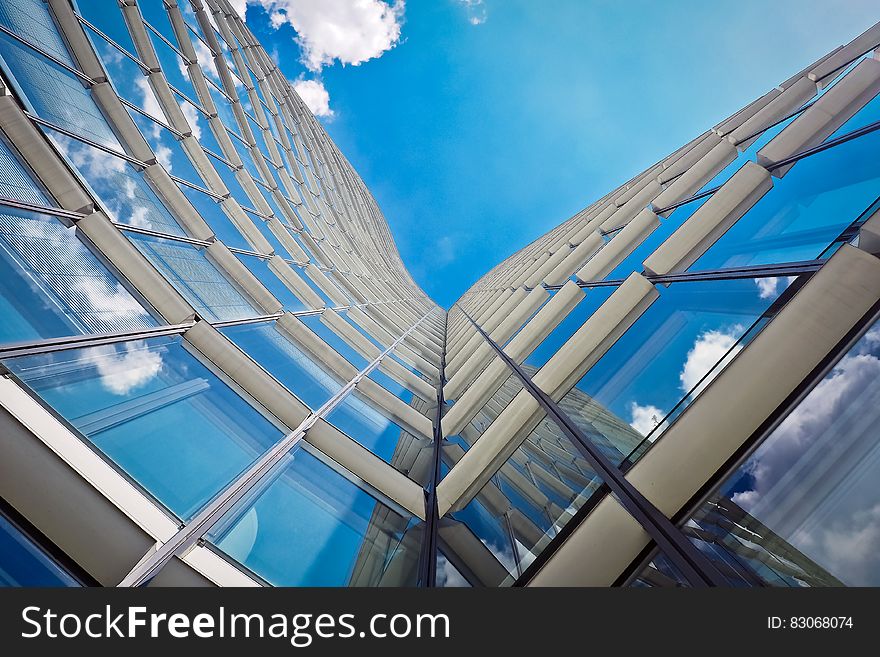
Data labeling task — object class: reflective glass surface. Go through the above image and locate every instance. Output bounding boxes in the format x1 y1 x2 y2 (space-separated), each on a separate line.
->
128 231 259 322
325 390 430 478
5 335 282 519
220 321 342 410
692 128 880 270
681 318 880 586
0 511 80 587
0 205 156 344
208 447 420 586
561 277 795 457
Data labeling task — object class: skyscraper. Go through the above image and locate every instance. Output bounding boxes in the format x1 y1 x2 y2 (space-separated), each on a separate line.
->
0 0 877 588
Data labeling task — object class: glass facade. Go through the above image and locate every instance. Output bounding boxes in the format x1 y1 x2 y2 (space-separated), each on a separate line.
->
0 0 875 589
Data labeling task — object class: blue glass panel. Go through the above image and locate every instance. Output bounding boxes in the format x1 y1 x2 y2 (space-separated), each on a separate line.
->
75 0 139 56
0 32 119 148
43 131 186 236
208 447 420 586
220 321 342 410
0 0 75 66
0 133 49 205
0 205 156 344
5 336 282 518
233 253 306 312
603 197 711 281
299 314 368 369
127 231 258 322
691 128 880 270
177 184 251 250
564 277 794 458
524 287 616 370
682 317 880 586
0 512 80 587
325 390 430 475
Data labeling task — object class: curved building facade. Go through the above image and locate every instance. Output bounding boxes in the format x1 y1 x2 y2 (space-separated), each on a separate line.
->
0 0 878 587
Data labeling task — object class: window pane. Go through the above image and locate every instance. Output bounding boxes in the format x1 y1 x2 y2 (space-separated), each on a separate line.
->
0 509 81 587
45 132 186 236
449 411 605 586
0 205 156 343
220 321 342 410
128 231 258 322
0 30 119 148
4 335 282 519
561 276 796 461
324 390 431 481
691 128 880 271
682 317 880 586
208 446 421 586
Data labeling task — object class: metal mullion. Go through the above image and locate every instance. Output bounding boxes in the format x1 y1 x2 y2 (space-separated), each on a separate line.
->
454 304 728 587
0 24 94 85
417 310 448 587
226 245 270 258
118 96 184 139
767 118 880 171
562 259 827 290
76 14 151 74
0 322 194 360
143 19 189 62
28 114 147 167
112 222 213 247
117 309 434 587
168 172 226 200
0 196 85 222
210 312 284 329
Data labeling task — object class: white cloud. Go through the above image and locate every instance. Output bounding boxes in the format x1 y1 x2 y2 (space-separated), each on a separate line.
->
434 235 456 267
228 0 248 17
179 101 203 139
92 341 164 395
755 276 796 300
292 77 333 117
134 77 164 139
154 144 173 172
436 554 469 587
457 0 487 25
629 402 667 440
679 327 743 397
250 0 405 71
724 346 880 584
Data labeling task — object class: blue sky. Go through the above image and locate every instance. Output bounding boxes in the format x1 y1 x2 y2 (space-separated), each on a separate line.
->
240 0 877 307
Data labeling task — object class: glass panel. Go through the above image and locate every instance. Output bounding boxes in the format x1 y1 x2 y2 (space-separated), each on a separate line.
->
76 0 140 57
450 413 604 586
561 277 795 462
0 509 80 587
629 550 691 587
233 253 306 312
220 321 342 410
0 0 74 66
127 231 258 322
602 196 711 282
436 548 473 587
691 128 880 271
0 31 119 148
44 132 186 236
208 446 421 586
5 335 282 519
0 205 156 344
448 366 524 459
524 287 616 370
0 132 49 205
324 390 431 481
682 317 880 586
299 314 368 369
